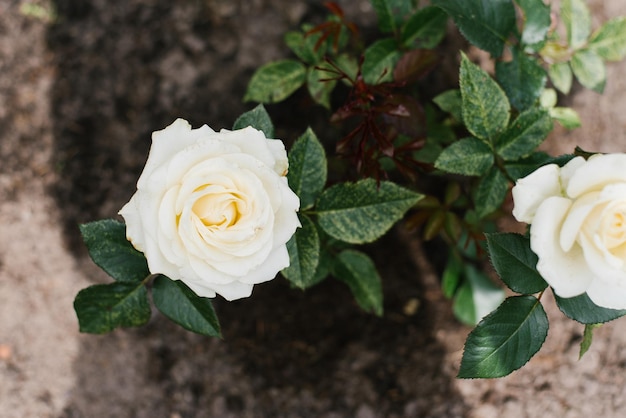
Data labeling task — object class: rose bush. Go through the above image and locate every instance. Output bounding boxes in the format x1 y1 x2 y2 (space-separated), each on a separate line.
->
119 118 300 300
512 154 626 309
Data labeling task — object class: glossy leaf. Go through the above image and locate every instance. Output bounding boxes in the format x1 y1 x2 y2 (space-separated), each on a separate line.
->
517 0 551 46
281 215 320 289
589 17 626 61
562 0 591 49
459 295 548 378
555 293 626 324
460 53 510 141
434 137 493 176
80 219 149 283
571 49 606 93
152 275 221 337
401 6 448 49
233 104 275 138
495 108 552 161
244 59 306 103
453 264 505 326
316 179 422 244
548 62 573 95
432 0 516 57
287 128 327 210
442 254 463 298
74 282 151 334
504 152 553 180
332 249 383 316
362 38 402 84
486 233 548 294
474 167 509 218
495 51 546 110
370 0 412 33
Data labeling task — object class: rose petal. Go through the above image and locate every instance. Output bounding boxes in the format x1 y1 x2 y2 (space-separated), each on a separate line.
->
586 279 626 310
567 153 626 198
512 164 562 224
531 196 593 297
559 191 600 252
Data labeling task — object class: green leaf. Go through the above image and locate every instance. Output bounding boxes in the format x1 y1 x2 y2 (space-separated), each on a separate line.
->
74 282 151 334
460 53 510 141
550 107 582 129
434 137 494 176
287 128 327 210
401 6 448 49
495 108 552 161
474 167 509 218
284 28 324 65
589 17 626 61
495 51 547 110
453 265 506 326
433 89 462 122
516 0 551 46
561 0 591 49
281 215 320 289
571 49 606 93
152 275 221 337
504 151 553 180
370 0 412 33
432 0 516 57
307 64 337 109
579 323 600 359
442 254 463 299
486 233 548 294
548 62 573 94
362 38 402 84
79 219 149 283
316 179 423 244
555 293 626 324
244 59 306 103
459 295 548 378
332 249 383 316
232 104 275 138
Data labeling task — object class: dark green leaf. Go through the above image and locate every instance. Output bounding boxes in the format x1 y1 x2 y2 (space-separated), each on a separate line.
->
516 0 551 46
486 233 548 294
474 167 509 218
452 265 506 326
555 293 626 324
74 282 151 334
432 0 516 57
459 295 548 378
504 151 553 179
433 89 462 122
281 215 320 289
562 0 591 49
589 17 626 61
495 51 546 110
316 179 423 244
244 59 306 103
232 104 275 138
362 38 402 84
401 6 448 49
571 49 606 93
80 219 149 283
435 137 494 176
496 108 552 161
332 249 383 316
284 27 324 64
442 254 463 298
370 0 413 33
307 64 337 109
152 275 221 337
548 62 573 94
287 128 327 209
580 323 600 359
460 53 510 141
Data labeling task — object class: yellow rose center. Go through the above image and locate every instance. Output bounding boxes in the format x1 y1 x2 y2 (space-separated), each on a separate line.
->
600 204 626 251
192 189 243 228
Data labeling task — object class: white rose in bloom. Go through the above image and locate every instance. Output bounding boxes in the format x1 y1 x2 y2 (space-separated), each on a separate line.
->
119 119 300 300
512 154 626 309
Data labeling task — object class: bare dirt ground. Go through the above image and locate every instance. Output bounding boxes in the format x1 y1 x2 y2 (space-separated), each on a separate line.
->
2 0 626 417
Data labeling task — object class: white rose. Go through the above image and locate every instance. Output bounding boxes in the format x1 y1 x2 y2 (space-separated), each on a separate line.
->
119 119 300 300
512 154 626 309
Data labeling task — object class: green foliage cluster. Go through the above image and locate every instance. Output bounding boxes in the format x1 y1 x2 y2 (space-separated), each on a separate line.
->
75 0 626 379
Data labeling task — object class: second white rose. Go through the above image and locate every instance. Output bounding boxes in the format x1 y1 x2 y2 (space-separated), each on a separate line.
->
512 154 626 310
119 119 300 301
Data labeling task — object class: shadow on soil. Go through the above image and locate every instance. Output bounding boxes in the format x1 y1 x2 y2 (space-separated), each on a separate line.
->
47 1 468 416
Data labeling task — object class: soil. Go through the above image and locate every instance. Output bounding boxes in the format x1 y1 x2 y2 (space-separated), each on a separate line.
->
2 0 626 417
